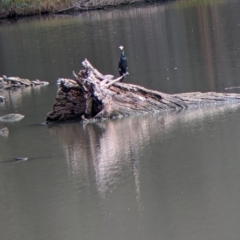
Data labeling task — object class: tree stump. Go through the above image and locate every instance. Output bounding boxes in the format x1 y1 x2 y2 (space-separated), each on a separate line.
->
46 59 240 124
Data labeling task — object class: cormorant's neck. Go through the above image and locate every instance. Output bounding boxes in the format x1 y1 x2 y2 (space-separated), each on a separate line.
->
120 50 125 56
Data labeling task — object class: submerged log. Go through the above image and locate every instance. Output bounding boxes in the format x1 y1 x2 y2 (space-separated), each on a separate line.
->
0 127 9 137
0 113 25 122
46 59 240 124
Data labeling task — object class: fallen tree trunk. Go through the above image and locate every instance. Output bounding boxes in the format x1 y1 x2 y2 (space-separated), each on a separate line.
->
46 59 240 124
0 75 49 90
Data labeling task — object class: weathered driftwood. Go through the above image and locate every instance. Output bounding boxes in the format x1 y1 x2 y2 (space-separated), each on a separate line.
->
0 75 49 90
46 59 240 124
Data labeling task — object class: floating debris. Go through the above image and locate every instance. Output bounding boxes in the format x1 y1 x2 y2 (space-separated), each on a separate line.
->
13 157 28 162
0 75 49 90
0 127 9 137
225 86 240 90
0 113 25 122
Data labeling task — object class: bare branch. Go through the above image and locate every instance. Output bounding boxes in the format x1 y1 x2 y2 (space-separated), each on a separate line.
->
105 76 123 88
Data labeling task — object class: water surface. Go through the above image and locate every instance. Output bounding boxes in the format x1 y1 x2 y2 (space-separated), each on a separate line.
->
1 1 240 239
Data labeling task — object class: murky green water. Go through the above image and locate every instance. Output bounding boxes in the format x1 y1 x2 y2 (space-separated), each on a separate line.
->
1 1 240 239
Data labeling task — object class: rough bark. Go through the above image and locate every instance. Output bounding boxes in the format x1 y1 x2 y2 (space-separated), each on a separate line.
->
46 59 240 124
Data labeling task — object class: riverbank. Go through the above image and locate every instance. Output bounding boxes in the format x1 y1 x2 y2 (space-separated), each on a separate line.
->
0 0 147 19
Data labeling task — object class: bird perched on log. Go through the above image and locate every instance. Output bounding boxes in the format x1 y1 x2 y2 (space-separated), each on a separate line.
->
118 46 129 81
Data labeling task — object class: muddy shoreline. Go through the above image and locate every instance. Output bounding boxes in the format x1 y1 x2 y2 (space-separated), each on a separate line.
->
0 0 173 20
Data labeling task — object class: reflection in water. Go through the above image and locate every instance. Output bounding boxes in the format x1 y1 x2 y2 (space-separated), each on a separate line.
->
49 102 240 206
2 87 36 106
0 84 50 132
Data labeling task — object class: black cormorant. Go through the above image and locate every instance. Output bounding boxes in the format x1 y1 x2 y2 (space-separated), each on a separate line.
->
118 46 128 80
